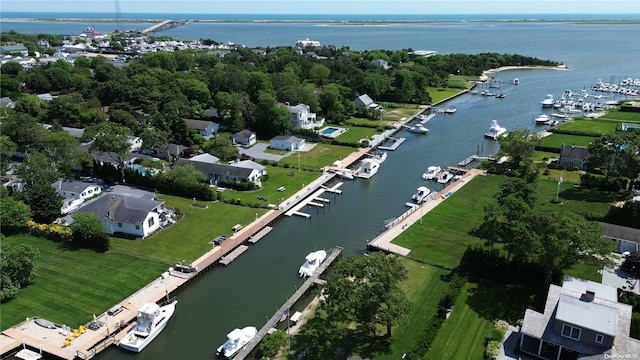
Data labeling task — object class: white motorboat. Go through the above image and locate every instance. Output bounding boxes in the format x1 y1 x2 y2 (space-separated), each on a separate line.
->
299 250 327 278
118 300 177 353
534 114 550 124
334 168 354 180
422 165 441 180
541 94 554 108
356 158 381 179
373 150 387 163
407 123 429 134
484 120 507 140
437 107 456 114
411 186 432 204
512 78 519 85
437 171 454 184
216 326 258 359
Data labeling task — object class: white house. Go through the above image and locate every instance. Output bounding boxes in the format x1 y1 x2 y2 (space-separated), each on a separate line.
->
175 158 264 187
285 103 325 130
232 129 257 147
231 160 267 176
189 153 220 164
296 38 321 48
371 59 391 70
52 179 102 200
270 135 305 151
75 194 165 238
354 94 383 111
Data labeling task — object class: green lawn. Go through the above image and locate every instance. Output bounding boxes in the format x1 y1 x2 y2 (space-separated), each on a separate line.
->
332 126 379 144
538 168 581 184
218 165 321 208
380 104 421 121
535 178 616 216
111 198 265 263
537 133 598 151
565 262 602 283
427 87 464 104
394 175 505 269
1 235 167 330
555 118 621 135
345 117 388 128
531 150 559 162
599 108 640 122
278 143 357 170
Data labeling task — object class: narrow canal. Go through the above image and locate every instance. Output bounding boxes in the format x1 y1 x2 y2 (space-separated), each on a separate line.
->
87 24 640 360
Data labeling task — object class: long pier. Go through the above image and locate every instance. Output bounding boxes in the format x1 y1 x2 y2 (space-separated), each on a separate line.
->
141 20 189 34
233 246 343 360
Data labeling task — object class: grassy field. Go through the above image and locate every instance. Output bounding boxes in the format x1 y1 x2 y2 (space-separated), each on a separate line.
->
1 235 167 331
111 198 265 263
555 118 621 135
333 126 379 144
565 262 602 283
218 165 322 208
345 117 389 128
535 178 616 216
380 104 421 121
531 150 559 162
599 108 640 122
394 175 505 269
538 168 581 184
427 87 465 104
278 143 357 170
537 133 598 151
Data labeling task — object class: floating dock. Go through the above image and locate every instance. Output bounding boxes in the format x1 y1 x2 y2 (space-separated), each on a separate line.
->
378 137 406 151
219 245 249 266
418 114 436 124
285 183 343 218
458 155 495 167
247 226 273 244
233 246 343 360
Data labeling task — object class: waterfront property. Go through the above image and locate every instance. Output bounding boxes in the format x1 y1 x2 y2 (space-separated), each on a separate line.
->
285 103 325 130
558 144 591 170
317 126 347 139
520 276 640 359
270 135 305 151
354 94 383 112
175 157 264 187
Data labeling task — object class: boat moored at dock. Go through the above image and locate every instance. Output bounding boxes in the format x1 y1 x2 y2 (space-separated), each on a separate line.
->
299 250 328 278
216 326 257 359
406 123 430 134
541 94 554 108
118 299 177 353
356 158 381 179
484 120 507 140
436 170 454 184
411 186 432 204
534 113 551 124
422 165 441 181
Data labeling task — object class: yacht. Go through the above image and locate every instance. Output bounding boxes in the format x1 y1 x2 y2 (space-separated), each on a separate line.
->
407 123 429 134
437 171 454 184
484 120 507 140
411 186 432 204
216 326 258 359
541 94 554 108
422 166 441 181
534 114 550 125
299 250 327 278
334 168 354 180
356 158 381 179
118 300 178 352
512 78 520 85
373 150 387 163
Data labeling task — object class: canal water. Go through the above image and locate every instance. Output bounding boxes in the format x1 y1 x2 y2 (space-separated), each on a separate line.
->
11 20 637 359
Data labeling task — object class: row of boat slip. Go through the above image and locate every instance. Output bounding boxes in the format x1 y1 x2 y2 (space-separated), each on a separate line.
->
421 166 457 184
331 150 387 180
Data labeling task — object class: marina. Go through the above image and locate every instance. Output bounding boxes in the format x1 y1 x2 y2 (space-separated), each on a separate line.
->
377 137 406 151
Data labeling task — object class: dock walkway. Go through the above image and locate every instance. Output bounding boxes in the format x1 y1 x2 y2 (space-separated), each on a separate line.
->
234 247 343 360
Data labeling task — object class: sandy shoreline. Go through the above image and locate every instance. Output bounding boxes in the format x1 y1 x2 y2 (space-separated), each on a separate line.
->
480 64 569 81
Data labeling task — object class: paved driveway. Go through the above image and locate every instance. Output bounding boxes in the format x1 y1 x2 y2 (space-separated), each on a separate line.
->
238 143 318 162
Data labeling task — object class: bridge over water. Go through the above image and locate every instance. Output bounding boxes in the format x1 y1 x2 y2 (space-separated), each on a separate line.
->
141 20 189 34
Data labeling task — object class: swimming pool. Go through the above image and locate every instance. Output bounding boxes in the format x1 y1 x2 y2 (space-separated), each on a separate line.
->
318 126 346 139
320 127 340 135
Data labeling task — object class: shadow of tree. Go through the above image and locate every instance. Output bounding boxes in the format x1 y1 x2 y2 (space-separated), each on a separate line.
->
464 279 541 324
559 187 617 203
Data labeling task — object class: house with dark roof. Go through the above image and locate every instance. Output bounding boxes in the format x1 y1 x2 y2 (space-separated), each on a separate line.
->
270 135 305 151
0 44 29 56
354 94 382 111
184 119 219 138
559 144 591 170
175 158 263 187
154 143 192 161
600 222 640 253
75 194 165 238
519 276 640 359
52 179 102 200
232 129 257 147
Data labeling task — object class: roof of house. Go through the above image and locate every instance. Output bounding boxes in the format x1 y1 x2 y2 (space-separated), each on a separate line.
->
0 97 15 108
271 135 304 143
184 119 219 131
233 129 256 138
76 194 163 224
203 108 219 118
37 93 54 101
556 293 618 336
52 179 99 193
286 103 310 113
189 153 220 164
164 143 190 155
62 126 85 139
0 44 28 52
175 158 255 178
355 94 374 106
560 145 591 162
231 160 265 172
599 222 640 243
561 276 618 302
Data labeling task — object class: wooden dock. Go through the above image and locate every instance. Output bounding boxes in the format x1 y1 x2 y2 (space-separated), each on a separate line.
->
378 137 406 151
418 114 436 124
219 245 249 266
233 246 343 360
247 226 273 244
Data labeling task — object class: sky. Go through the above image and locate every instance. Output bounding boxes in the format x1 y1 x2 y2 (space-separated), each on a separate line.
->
2 0 639 15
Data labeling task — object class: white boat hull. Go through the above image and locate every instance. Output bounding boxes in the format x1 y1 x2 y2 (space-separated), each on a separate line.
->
118 301 177 353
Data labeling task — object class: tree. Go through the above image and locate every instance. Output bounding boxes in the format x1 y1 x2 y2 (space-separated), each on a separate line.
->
0 74 22 98
259 330 287 358
322 252 410 337
84 122 133 182
26 182 62 224
140 127 173 161
38 130 79 172
309 63 331 86
16 152 59 190
621 251 640 277
201 136 239 162
71 213 110 252
0 135 16 175
498 129 538 167
587 133 640 179
1 62 24 77
0 244 39 302
0 198 31 234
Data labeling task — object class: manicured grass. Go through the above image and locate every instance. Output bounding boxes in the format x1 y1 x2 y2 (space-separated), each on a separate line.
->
538 168 581 184
380 104 421 121
426 281 537 360
555 118 620 135
394 175 506 269
332 126 379 144
565 262 602 283
599 108 640 122
345 117 388 127
111 198 266 263
531 150 560 162
535 178 615 216
218 165 321 208
537 133 598 151
278 143 357 170
262 147 289 155
1 235 167 331
427 87 464 104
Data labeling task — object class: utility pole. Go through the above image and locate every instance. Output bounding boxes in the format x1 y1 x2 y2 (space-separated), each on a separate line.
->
114 0 122 32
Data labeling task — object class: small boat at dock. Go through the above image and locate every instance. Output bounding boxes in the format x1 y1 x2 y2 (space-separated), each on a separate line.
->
422 165 441 181
541 94 554 108
118 300 178 353
299 250 327 278
356 158 381 179
411 186 432 204
406 123 429 134
216 326 258 359
437 170 454 184
534 114 550 124
484 120 507 140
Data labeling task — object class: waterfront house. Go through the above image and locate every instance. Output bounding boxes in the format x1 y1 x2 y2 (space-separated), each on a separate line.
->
232 130 257 147
519 276 640 359
52 179 102 200
559 144 591 170
74 194 165 238
0 97 15 108
296 38 321 48
354 94 383 111
270 135 305 151
175 158 263 187
599 222 640 253
184 119 220 138
285 103 325 130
